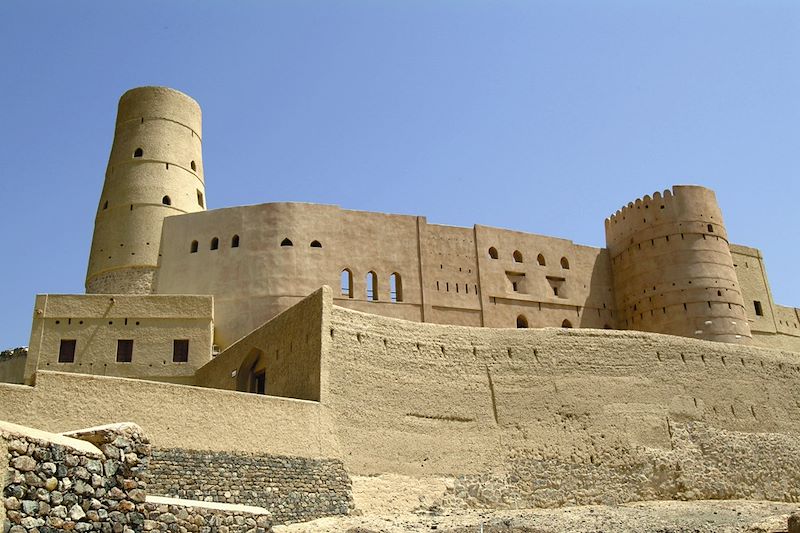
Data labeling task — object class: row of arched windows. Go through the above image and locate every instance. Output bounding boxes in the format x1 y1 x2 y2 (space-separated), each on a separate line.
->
131 148 197 172
341 270 403 303
516 315 572 329
281 238 322 248
190 235 240 253
488 247 570 269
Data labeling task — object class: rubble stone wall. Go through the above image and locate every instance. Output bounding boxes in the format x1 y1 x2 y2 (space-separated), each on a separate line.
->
148 448 353 524
1 421 273 533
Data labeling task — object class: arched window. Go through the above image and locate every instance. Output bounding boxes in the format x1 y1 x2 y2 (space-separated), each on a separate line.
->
280 238 293 247
366 271 378 301
561 319 572 328
133 148 143 158
560 257 570 269
516 315 528 328
190 240 198 253
310 240 322 248
390 273 403 303
231 235 240 248
162 196 171 206
513 250 523 263
341 269 353 298
191 160 197 171
488 247 498 259
210 237 219 250
537 254 546 266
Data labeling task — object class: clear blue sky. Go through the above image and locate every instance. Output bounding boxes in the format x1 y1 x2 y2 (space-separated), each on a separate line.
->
1 1 798 348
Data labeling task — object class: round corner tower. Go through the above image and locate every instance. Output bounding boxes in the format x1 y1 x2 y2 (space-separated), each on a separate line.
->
86 86 207 294
605 185 751 344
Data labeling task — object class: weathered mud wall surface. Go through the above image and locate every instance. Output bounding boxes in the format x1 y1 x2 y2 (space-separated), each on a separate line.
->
326 304 800 506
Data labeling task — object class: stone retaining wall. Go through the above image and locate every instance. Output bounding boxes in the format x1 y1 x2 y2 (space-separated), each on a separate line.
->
140 501 271 532
2 422 152 533
148 448 354 524
1 421 274 533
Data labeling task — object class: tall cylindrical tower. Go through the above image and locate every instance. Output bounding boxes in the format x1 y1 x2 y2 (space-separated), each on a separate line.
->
86 86 206 294
605 185 751 344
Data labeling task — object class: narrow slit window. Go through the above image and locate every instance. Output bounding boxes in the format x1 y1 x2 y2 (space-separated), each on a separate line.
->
231 234 240 248
58 339 76 363
116 339 133 363
341 269 353 298
390 273 402 302
196 190 204 208
366 271 378 301
210 237 219 250
191 160 197 171
173 339 189 363
190 240 198 253
754 300 763 316
102 200 108 210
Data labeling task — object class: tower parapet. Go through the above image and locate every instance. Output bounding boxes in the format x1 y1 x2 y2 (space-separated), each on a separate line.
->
86 87 206 294
605 185 751 344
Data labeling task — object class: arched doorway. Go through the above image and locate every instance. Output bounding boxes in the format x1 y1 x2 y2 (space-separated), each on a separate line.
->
236 348 266 394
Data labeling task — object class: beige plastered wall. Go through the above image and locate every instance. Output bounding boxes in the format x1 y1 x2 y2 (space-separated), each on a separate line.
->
323 297 800 477
0 371 338 458
732 244 800 352
154 202 617 349
25 294 213 385
194 287 326 401
0 354 27 384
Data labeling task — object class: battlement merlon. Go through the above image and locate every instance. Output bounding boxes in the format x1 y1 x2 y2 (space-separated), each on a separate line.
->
605 185 727 256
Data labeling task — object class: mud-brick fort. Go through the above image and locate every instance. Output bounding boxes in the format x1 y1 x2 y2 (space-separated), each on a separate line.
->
3 86 800 529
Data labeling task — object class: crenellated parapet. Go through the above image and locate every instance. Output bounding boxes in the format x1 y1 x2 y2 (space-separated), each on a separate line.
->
605 185 751 344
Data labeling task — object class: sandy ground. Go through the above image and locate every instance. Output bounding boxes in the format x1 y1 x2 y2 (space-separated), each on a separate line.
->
274 500 799 533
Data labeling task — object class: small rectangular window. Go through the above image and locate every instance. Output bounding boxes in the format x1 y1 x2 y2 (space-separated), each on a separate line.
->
116 339 133 363
173 339 189 363
754 300 763 317
58 340 76 363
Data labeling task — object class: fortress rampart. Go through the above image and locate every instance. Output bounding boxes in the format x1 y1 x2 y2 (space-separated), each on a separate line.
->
605 186 750 344
4 287 800 509
86 87 206 295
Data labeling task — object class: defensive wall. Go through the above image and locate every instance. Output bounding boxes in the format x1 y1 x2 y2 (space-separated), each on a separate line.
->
0 348 26 385
153 201 616 348
4 285 800 508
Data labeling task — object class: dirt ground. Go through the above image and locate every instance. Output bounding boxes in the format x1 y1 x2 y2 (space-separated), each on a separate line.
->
274 500 799 533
